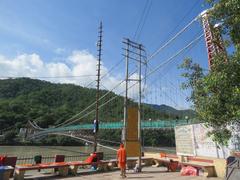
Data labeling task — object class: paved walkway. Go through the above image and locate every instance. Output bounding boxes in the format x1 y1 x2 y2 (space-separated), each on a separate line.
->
23 167 224 180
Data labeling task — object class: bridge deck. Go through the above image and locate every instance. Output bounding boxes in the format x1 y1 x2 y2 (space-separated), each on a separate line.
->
28 119 192 138
48 119 190 132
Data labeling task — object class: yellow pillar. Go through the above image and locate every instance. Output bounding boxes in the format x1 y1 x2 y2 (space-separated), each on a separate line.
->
125 107 140 157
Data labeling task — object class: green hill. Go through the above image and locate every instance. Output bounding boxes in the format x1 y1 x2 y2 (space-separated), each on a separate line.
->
0 78 195 130
0 78 109 129
0 78 195 146
150 104 195 119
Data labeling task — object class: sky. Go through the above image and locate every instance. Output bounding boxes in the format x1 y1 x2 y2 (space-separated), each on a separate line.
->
0 0 211 109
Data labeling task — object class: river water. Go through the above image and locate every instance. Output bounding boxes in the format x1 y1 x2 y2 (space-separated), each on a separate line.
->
0 145 119 164
0 145 176 165
0 145 175 158
0 146 115 158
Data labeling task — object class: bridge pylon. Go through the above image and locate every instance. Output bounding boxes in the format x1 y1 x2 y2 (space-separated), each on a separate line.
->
23 121 43 141
124 107 141 157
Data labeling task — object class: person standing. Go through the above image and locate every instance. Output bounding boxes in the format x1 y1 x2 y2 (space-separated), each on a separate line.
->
117 143 127 178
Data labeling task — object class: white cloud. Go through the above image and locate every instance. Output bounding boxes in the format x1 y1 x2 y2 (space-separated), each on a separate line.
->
46 63 71 77
0 50 133 96
0 53 44 77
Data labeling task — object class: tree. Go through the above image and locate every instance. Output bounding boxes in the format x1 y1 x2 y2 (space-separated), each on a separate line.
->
179 0 240 146
3 130 17 144
180 56 239 145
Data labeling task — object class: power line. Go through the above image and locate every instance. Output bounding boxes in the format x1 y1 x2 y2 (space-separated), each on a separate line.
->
0 75 96 79
50 18 201 128
133 0 149 40
133 0 152 41
100 57 124 80
33 34 203 129
136 1 152 41
98 1 153 93
41 12 202 129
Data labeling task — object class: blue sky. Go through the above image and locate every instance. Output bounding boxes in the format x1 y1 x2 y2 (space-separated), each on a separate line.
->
0 0 211 109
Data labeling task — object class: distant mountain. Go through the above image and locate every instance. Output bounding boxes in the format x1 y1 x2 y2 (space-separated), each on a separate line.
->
149 104 195 119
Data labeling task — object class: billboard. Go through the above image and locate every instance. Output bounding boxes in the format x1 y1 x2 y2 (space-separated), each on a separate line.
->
175 123 231 158
175 125 194 156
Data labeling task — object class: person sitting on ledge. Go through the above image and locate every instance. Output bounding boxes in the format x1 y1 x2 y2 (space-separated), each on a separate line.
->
84 152 99 170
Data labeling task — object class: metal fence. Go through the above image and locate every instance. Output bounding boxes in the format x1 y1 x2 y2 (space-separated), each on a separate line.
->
16 153 116 165
36 120 191 134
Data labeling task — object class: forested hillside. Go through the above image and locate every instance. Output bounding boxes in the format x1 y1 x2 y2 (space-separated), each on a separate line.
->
0 78 194 146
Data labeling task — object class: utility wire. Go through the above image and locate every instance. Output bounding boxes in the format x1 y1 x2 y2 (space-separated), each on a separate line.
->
30 34 203 131
60 0 154 127
0 75 96 79
41 12 201 129
50 17 201 128
133 0 152 41
100 57 124 80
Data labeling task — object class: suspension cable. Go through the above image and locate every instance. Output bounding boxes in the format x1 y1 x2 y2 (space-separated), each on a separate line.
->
147 16 199 62
52 34 203 128
43 15 201 129
145 33 204 79
52 133 118 151
32 34 202 131
60 79 139 127
56 68 138 127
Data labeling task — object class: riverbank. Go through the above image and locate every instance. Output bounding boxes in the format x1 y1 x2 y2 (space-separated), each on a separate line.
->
14 166 223 180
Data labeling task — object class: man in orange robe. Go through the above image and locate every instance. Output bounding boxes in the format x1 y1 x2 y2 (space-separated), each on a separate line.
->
117 143 127 178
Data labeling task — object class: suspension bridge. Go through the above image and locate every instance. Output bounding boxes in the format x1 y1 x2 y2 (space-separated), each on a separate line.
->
1 7 225 155
24 119 191 137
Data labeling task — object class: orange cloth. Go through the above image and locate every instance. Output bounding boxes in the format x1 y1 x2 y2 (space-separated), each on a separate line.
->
117 145 126 169
84 153 98 163
0 156 6 165
160 152 166 158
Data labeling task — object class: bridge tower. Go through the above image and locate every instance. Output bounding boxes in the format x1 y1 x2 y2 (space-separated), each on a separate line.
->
122 38 146 172
200 10 227 69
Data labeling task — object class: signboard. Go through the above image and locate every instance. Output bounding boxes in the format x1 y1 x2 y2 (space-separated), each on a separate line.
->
175 123 231 158
229 122 240 151
193 124 229 158
175 125 195 156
